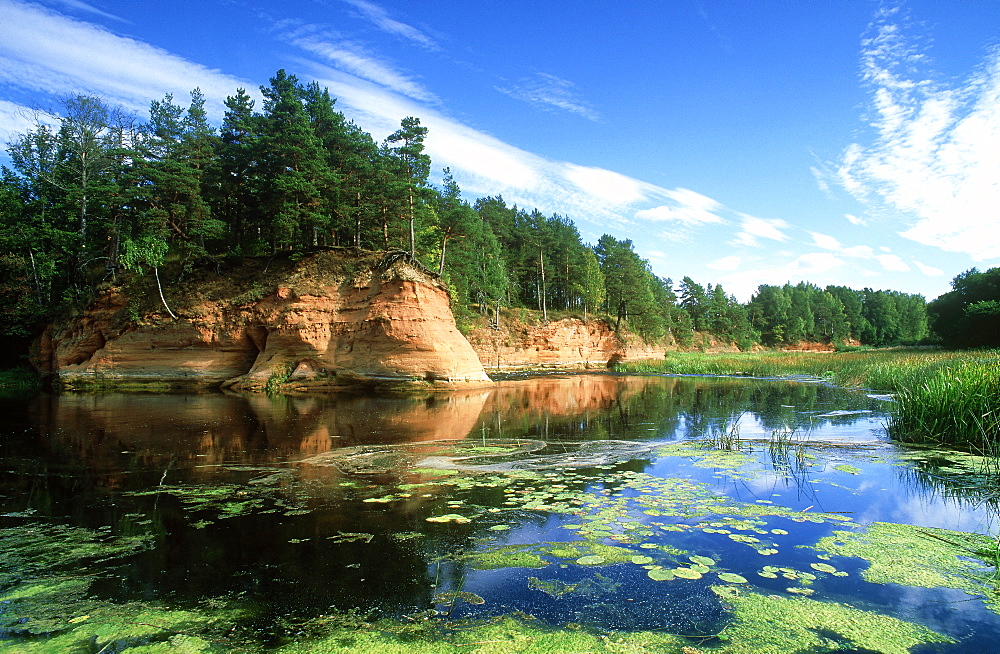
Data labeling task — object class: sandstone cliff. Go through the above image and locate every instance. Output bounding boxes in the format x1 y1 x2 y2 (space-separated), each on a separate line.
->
467 316 664 371
34 250 491 392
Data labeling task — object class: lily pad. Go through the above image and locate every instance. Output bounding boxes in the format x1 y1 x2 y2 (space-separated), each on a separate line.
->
425 514 471 523
718 572 748 583
575 555 606 565
674 567 703 580
811 562 838 574
648 568 675 581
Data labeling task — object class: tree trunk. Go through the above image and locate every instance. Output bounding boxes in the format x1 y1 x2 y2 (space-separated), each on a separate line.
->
439 235 449 276
408 186 416 257
539 249 547 323
154 266 177 319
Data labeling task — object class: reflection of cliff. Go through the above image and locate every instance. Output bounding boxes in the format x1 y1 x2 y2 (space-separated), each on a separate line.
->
35 390 490 473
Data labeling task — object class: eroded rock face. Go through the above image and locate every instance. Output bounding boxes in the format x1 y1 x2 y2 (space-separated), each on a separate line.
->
34 251 491 391
468 317 663 370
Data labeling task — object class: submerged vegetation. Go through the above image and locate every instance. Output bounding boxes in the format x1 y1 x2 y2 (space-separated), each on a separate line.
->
619 348 1000 449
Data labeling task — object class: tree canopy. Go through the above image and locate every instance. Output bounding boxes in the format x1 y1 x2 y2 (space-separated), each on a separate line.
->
0 70 947 351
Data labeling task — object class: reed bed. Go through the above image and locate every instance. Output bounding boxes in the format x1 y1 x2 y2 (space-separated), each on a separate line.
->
619 349 1000 450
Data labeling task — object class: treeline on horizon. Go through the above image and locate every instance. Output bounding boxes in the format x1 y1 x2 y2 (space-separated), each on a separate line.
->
0 69 994 352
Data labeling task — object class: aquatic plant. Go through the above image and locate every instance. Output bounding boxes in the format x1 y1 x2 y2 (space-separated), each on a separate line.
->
814 521 1000 612
887 354 1000 448
713 589 953 654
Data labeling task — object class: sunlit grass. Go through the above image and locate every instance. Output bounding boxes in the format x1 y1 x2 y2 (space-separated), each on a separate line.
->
619 349 1000 450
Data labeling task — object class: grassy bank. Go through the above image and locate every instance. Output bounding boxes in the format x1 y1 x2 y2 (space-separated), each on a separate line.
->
618 349 1000 450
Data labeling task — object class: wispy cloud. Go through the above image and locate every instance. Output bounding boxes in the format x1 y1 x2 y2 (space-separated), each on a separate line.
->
291 35 438 103
845 213 868 227
836 5 1000 261
0 99 57 141
49 0 126 23
730 214 790 247
876 253 910 272
634 188 725 226
340 0 438 50
0 0 250 117
496 72 600 121
707 255 741 271
913 260 944 276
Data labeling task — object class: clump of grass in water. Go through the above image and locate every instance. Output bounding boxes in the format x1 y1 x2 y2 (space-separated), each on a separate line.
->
888 356 1000 448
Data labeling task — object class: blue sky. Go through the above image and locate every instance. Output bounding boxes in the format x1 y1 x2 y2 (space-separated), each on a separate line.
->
1 0 998 301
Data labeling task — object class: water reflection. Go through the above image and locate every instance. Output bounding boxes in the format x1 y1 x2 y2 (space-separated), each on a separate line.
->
1 374 998 651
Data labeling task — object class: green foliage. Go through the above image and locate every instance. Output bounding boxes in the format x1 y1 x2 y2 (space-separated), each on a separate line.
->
928 267 1000 348
747 282 927 348
0 70 937 355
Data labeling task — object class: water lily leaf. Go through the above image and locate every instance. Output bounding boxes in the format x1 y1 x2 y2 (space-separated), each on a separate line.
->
426 514 471 523
489 525 510 531
631 555 654 565
690 555 716 566
576 555 606 565
674 567 703 580
648 568 675 581
718 572 748 583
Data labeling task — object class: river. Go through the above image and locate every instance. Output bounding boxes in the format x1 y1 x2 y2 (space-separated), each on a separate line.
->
1 373 997 653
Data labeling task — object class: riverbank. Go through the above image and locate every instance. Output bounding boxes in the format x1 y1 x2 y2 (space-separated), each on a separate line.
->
617 348 1000 450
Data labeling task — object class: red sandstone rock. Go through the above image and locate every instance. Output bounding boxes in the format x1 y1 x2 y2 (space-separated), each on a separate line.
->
34 251 491 391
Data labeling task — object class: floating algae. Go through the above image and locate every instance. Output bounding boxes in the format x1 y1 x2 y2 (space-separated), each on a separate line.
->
0 523 154 588
814 521 1000 610
0 521 242 653
712 588 953 654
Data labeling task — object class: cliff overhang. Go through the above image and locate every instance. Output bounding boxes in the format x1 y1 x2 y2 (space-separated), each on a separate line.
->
32 249 492 392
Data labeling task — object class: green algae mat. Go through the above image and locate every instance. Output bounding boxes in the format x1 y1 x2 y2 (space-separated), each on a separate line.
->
1 375 998 652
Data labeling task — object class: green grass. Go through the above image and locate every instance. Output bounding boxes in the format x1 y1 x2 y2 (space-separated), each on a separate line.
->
0 367 41 391
618 348 1000 450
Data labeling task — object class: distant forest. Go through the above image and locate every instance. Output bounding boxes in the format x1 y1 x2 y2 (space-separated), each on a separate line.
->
1 70 994 350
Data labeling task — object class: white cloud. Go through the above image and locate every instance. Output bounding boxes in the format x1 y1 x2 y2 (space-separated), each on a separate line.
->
845 213 868 226
731 214 790 247
876 253 910 272
635 188 725 226
292 37 438 103
842 245 875 259
912 260 944 276
496 72 599 121
0 99 56 141
837 9 1000 260
340 0 438 50
0 0 251 118
707 255 741 271
51 0 126 22
810 232 842 250
562 164 645 205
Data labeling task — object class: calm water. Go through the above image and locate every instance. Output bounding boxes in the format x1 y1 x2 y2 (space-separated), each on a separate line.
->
1 374 998 652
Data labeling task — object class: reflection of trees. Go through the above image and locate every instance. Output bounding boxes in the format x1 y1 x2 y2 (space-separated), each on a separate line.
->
898 448 1000 513
476 375 878 444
